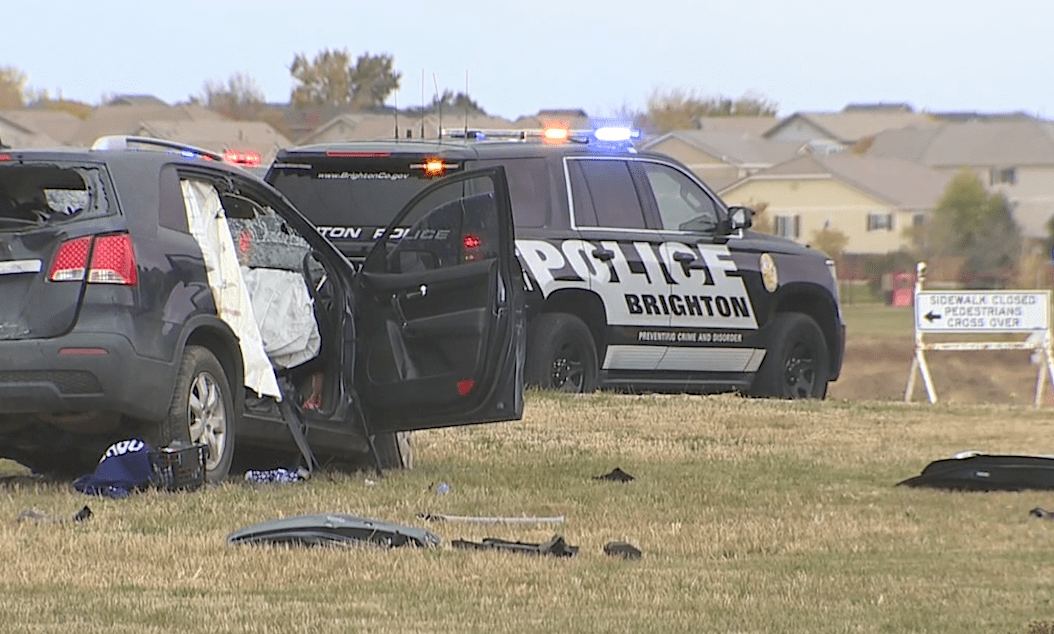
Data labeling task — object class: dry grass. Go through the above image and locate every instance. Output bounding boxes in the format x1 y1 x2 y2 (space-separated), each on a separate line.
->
3 388 1054 633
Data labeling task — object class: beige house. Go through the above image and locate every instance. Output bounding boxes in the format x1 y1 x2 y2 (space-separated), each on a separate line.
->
69 104 224 147
763 108 935 154
642 130 800 191
298 111 514 145
133 120 291 164
864 119 1054 238
0 110 81 147
720 154 952 255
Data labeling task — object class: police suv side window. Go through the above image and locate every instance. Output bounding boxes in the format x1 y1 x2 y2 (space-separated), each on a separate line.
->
641 162 719 233
568 158 647 229
476 158 550 228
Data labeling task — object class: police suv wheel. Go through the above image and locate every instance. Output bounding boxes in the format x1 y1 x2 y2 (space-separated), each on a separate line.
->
165 346 235 482
526 313 599 393
750 313 830 399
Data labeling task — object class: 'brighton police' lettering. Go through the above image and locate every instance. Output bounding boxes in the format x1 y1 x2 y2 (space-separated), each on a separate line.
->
516 238 757 329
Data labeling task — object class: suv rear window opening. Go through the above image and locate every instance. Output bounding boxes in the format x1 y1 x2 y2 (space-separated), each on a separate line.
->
0 165 106 228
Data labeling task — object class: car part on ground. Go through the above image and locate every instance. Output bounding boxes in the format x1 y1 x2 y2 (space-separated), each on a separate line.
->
451 534 578 557
227 513 441 548
897 452 1054 491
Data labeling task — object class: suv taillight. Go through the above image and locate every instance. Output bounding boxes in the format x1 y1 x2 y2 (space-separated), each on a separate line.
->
49 234 138 285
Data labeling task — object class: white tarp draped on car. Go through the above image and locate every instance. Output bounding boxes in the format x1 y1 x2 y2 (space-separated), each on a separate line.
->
180 179 281 399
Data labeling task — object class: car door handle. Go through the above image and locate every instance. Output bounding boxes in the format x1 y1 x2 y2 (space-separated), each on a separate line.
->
592 247 614 261
673 252 707 270
405 284 428 300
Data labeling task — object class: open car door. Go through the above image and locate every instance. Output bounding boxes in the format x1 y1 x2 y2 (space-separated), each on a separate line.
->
355 167 525 433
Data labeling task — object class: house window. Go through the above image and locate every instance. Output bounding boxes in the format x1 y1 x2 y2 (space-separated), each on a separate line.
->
867 213 893 231
774 214 800 239
990 167 1016 185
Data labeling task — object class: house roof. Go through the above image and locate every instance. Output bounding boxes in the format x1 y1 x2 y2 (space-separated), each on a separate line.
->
70 104 225 146
722 153 952 210
135 120 291 163
643 130 799 166
297 111 515 145
106 94 169 107
865 119 1054 167
763 110 936 144
0 110 81 144
694 116 778 135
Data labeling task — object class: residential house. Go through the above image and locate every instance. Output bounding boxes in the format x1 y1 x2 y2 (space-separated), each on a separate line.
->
642 130 800 191
69 104 224 147
720 154 952 256
863 118 1054 239
133 120 291 164
694 115 777 135
0 110 81 147
763 107 935 154
297 111 514 145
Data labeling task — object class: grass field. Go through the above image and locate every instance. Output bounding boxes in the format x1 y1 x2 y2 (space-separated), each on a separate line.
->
3 305 1054 633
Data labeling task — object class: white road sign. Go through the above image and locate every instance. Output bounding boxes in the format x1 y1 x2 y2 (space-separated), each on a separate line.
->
914 290 1051 333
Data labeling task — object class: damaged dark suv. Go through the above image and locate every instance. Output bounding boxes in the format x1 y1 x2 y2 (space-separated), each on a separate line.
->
0 137 524 480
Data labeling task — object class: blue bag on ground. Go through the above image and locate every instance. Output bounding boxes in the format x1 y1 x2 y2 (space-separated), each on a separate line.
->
74 439 156 498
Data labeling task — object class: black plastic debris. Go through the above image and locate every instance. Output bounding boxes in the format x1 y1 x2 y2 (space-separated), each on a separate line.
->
603 540 642 560
594 467 635 482
17 505 92 524
1030 507 1054 519
227 514 441 548
897 452 1054 492
452 534 578 557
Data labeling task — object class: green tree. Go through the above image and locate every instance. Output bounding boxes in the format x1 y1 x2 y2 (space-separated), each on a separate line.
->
200 72 265 120
289 49 400 109
925 168 1021 288
809 226 849 261
645 88 778 133
0 65 29 109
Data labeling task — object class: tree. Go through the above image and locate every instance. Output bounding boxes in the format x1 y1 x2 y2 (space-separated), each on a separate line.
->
0 65 29 109
289 49 400 109
923 168 1021 288
644 88 778 133
200 72 265 120
809 226 849 261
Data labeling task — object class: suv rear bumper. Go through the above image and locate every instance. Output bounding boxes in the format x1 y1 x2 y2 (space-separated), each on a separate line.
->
0 332 175 422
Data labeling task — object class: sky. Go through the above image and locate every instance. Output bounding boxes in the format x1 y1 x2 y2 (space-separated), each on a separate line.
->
6 0 1054 121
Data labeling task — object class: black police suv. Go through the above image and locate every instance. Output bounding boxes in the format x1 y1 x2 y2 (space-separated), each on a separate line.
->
0 136 524 480
265 127 845 398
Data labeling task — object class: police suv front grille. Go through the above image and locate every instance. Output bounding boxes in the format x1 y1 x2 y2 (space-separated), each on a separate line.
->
0 371 102 395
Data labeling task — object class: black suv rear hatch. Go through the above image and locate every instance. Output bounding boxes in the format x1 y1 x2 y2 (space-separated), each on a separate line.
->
267 144 476 261
0 161 110 340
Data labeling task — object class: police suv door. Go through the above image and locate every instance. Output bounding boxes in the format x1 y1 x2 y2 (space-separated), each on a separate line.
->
354 167 525 432
631 158 764 380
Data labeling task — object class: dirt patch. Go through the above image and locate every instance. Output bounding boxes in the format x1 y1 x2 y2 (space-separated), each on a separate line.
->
828 336 1051 405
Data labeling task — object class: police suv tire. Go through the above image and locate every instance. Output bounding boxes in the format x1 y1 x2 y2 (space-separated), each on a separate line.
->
750 313 830 399
372 431 413 470
164 345 235 482
525 313 599 393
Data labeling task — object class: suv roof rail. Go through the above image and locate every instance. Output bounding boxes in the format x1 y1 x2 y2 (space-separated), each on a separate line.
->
91 135 226 162
441 128 592 143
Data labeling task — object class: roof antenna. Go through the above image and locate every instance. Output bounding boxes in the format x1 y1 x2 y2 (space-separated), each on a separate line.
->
433 74 442 140
464 70 469 137
420 69 425 140
393 91 399 140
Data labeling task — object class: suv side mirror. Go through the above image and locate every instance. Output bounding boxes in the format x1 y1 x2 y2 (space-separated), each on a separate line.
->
727 206 754 231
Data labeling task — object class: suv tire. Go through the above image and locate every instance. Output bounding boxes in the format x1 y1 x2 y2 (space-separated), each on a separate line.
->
165 345 235 482
750 313 830 399
526 313 599 393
